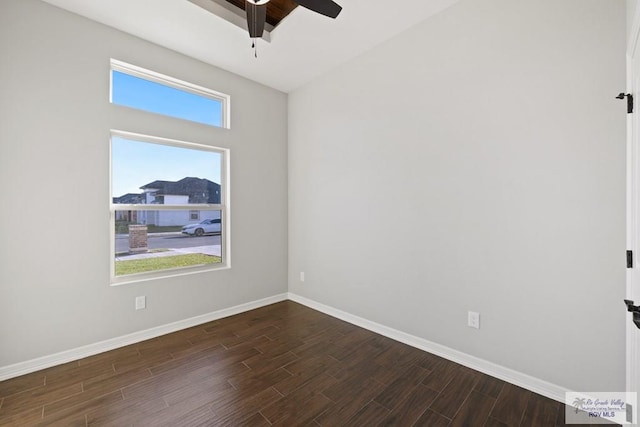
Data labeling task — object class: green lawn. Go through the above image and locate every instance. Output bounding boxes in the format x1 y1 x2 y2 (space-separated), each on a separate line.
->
115 254 221 276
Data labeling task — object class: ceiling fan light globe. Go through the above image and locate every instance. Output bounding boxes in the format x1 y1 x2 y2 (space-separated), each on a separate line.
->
250 0 270 5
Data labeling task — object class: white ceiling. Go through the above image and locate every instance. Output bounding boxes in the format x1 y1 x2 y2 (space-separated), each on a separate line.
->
40 0 462 93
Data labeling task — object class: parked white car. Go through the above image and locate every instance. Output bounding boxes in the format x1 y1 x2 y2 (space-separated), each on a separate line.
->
181 219 221 236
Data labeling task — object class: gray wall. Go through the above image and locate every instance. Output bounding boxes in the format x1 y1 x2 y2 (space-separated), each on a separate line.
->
0 0 627 394
629 0 638 44
288 0 626 391
0 0 288 367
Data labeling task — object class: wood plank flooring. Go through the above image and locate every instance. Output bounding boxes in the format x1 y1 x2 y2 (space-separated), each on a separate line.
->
0 301 605 426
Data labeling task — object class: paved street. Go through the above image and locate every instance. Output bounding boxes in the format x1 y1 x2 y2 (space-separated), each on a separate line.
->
115 233 221 254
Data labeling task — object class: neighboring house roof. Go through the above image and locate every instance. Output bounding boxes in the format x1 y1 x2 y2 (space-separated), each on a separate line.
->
140 180 173 191
112 193 145 204
140 177 221 204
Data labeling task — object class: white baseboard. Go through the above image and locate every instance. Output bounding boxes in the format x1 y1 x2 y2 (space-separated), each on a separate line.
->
0 293 288 382
0 291 569 406
288 292 568 404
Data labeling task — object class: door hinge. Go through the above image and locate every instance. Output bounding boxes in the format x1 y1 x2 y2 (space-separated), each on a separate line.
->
624 300 640 329
616 93 634 114
628 250 633 269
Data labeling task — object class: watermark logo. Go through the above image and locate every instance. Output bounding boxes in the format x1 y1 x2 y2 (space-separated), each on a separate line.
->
565 392 637 425
572 397 586 413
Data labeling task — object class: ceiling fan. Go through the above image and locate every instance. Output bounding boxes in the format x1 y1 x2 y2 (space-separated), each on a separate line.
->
245 0 342 39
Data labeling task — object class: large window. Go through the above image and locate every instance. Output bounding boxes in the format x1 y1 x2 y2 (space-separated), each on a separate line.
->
110 59 230 128
110 132 229 284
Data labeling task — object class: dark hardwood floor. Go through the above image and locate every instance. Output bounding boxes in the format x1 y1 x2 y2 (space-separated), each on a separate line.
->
0 301 600 426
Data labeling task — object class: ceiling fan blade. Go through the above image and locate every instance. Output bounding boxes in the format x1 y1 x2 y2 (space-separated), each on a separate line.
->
246 2 267 38
294 0 342 18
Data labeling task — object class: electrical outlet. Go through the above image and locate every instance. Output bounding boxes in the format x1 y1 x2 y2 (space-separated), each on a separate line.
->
300 272 305 282
468 311 480 329
135 296 146 310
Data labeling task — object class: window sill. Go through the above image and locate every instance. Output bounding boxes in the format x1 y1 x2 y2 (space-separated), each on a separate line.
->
110 262 230 286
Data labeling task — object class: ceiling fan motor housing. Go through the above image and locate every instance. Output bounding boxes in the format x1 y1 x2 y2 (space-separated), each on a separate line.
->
245 0 342 41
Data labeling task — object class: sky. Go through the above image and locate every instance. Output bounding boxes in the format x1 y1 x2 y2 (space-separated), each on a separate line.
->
112 71 223 127
112 137 222 197
111 70 223 197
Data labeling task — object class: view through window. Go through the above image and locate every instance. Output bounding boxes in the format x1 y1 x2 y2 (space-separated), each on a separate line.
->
111 134 227 281
110 59 229 128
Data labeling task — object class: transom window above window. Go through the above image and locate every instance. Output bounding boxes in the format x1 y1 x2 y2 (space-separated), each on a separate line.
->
110 59 230 128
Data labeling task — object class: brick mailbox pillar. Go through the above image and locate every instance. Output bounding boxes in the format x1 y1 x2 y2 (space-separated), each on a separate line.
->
128 225 148 254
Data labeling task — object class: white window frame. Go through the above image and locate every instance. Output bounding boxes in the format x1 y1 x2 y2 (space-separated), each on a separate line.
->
109 130 230 286
110 59 231 129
